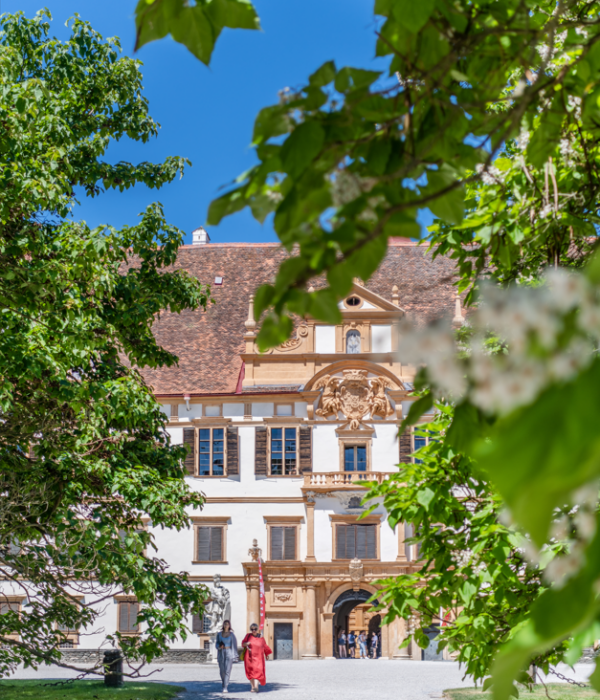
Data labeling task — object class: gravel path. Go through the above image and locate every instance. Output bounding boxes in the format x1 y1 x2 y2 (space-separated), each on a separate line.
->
9 659 594 700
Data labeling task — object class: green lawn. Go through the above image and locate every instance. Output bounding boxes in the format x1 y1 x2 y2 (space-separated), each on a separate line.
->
445 685 596 700
0 679 184 700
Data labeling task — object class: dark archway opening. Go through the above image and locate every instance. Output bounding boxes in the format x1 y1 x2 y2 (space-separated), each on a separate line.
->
332 589 381 659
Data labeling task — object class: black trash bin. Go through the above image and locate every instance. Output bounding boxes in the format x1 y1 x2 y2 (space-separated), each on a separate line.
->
103 649 123 688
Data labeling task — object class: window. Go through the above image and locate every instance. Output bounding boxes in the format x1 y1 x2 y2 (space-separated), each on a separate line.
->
270 428 297 476
0 601 19 615
346 296 361 307
196 526 224 562
335 524 377 560
192 613 212 634
344 445 367 472
118 601 139 634
199 428 225 476
270 526 296 561
346 330 361 354
413 428 434 464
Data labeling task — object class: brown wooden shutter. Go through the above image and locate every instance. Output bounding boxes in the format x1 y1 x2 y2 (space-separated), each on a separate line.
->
226 426 239 476
198 527 210 561
336 525 347 559
271 526 283 560
183 428 196 475
119 602 138 632
284 527 296 560
255 427 268 475
399 428 412 464
299 426 312 473
211 526 223 561
192 613 203 634
366 525 377 559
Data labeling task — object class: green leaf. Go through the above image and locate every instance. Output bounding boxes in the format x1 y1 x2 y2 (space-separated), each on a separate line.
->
252 105 290 145
383 212 421 239
366 138 392 176
476 359 600 546
280 122 325 180
334 67 381 93
392 0 436 33
416 486 435 510
309 60 336 87
427 171 465 225
399 392 433 433
445 402 487 453
206 0 260 30
206 188 246 225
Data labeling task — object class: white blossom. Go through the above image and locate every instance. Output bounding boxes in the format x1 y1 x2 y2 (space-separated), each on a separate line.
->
568 95 582 120
476 163 504 186
550 515 570 541
572 482 599 509
545 544 585 587
546 269 590 312
517 129 530 151
574 510 597 541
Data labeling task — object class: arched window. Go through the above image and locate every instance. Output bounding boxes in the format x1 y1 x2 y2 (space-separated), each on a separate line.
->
346 330 361 354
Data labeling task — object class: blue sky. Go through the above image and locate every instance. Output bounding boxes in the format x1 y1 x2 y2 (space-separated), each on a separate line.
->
3 1 429 243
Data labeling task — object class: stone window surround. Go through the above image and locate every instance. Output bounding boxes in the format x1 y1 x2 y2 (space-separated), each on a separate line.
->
191 516 230 564
329 514 382 562
55 595 84 647
337 434 373 473
262 419 303 478
0 597 24 640
114 596 140 636
264 515 304 563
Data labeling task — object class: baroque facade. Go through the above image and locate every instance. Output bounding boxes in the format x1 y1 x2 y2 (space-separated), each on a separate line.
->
144 235 460 661
1 235 461 661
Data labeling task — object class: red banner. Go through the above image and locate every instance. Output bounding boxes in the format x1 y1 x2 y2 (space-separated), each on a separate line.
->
258 557 266 631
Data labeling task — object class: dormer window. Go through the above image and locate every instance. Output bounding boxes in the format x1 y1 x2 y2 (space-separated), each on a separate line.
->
346 296 361 307
346 330 361 354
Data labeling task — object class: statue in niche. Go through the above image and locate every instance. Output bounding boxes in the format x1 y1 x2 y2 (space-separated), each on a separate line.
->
205 573 231 634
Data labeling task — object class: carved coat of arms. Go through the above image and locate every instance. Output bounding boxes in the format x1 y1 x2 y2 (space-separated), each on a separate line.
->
315 370 394 429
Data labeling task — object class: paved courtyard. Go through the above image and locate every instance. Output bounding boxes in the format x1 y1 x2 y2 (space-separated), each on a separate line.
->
10 660 594 700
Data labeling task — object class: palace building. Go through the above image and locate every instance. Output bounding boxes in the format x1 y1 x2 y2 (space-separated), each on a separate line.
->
0 234 461 662
139 233 460 661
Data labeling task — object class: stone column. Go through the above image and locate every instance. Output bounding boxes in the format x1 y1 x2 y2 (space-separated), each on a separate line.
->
249 584 260 628
396 522 408 562
306 501 316 562
302 585 319 658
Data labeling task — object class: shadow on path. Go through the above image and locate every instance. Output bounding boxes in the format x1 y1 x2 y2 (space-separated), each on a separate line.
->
177 680 293 698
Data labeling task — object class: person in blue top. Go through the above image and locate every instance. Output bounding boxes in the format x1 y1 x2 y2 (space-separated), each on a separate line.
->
347 631 356 658
216 620 238 693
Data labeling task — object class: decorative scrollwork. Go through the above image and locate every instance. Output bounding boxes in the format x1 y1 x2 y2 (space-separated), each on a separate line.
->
315 370 394 429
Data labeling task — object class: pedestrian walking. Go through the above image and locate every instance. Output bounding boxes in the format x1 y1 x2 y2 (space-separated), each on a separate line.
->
241 623 272 693
347 631 356 658
216 620 238 693
358 631 368 659
338 630 347 658
370 631 379 659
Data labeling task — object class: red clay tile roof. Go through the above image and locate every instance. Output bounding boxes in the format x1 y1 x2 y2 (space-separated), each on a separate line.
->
141 241 458 397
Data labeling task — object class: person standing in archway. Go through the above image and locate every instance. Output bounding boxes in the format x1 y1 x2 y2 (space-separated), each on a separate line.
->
242 623 272 693
370 632 379 659
358 631 368 659
338 630 347 658
347 630 356 658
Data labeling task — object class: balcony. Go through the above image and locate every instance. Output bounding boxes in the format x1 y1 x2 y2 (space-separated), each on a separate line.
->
302 472 396 492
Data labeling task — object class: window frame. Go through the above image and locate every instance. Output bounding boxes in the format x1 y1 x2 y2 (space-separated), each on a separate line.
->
343 444 368 473
265 516 303 563
192 517 229 564
412 424 435 464
330 515 381 561
197 426 226 477
268 425 300 477
337 437 372 473
0 597 23 640
115 597 140 636
55 595 84 647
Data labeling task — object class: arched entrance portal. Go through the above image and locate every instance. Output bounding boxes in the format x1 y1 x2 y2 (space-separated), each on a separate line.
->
332 589 381 658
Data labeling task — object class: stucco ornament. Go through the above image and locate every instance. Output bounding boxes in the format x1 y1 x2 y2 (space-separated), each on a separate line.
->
315 370 394 429
349 557 363 589
205 573 231 634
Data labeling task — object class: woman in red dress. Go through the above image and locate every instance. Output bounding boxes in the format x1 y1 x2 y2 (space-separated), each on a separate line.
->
241 623 272 693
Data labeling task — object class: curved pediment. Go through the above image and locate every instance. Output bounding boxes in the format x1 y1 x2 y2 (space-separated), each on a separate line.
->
304 360 404 392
